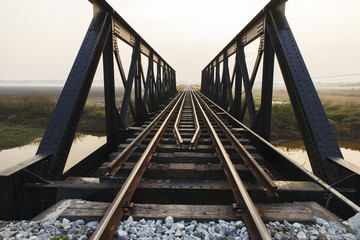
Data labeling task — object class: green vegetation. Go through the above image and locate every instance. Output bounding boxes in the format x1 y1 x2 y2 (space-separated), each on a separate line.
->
324 102 360 140
78 104 106 133
0 122 44 149
0 91 359 151
0 95 56 126
176 85 187 91
0 96 105 150
270 103 300 140
269 102 360 141
176 84 201 91
50 236 68 240
190 85 201 91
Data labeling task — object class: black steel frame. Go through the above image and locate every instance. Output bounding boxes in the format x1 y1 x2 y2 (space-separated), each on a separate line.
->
1 0 359 222
33 0 175 180
201 0 359 184
0 0 175 219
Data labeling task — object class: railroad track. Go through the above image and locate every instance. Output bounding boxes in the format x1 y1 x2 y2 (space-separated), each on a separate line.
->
91 90 279 239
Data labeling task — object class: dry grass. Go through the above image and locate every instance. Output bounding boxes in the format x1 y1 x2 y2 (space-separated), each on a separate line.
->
176 85 201 91
241 89 360 141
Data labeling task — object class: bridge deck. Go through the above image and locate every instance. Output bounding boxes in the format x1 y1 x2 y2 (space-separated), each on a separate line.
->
1 0 359 238
27 90 354 239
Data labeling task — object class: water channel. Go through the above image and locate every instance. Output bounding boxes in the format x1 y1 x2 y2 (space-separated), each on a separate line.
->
0 136 359 174
274 140 360 172
0 134 106 172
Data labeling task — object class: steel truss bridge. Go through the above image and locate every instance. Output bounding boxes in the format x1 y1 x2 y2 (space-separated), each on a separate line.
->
1 0 359 239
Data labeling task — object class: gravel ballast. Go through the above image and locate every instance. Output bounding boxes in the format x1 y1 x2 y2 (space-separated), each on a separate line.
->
0 215 358 240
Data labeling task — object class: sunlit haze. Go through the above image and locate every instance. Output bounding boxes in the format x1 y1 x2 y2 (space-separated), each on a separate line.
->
0 0 360 87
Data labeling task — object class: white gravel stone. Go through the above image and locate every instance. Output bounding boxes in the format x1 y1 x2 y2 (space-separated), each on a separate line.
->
328 227 337 235
76 219 85 226
316 217 326 226
348 212 360 235
85 221 98 230
165 216 174 228
78 235 88 240
292 222 302 229
185 224 195 232
309 229 319 235
29 236 40 240
297 231 307 239
343 233 357 240
283 220 292 228
1 214 358 240
116 229 128 240
61 218 71 231
175 228 182 237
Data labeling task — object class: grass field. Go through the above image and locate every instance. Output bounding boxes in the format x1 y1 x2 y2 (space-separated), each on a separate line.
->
0 95 106 150
0 122 44 149
0 86 358 150
255 89 360 140
176 84 201 91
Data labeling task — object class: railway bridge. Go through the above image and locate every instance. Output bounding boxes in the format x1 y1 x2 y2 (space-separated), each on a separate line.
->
1 0 360 239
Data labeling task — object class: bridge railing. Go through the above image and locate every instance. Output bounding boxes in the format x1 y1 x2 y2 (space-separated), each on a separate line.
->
32 0 176 181
1 0 175 182
201 0 359 185
1 0 176 219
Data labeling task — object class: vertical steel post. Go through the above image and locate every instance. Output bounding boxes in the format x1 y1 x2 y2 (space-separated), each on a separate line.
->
229 52 243 120
236 40 256 124
171 69 177 95
119 41 141 125
33 11 111 180
113 39 135 124
135 53 141 124
136 55 148 125
239 50 263 122
213 59 221 104
251 29 275 141
210 66 215 100
163 65 168 100
156 62 162 104
103 30 122 148
143 53 153 111
267 6 346 182
220 53 231 110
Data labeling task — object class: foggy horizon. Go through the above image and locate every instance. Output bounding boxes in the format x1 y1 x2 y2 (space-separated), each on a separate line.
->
1 0 360 87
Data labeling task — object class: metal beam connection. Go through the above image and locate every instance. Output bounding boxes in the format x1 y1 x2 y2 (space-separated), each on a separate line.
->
201 0 358 185
29 0 176 181
0 0 176 220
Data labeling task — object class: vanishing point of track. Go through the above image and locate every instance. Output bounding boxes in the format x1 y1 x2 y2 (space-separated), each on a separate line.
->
91 90 274 240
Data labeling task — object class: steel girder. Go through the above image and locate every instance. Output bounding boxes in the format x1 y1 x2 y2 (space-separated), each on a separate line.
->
200 0 359 184
33 8 112 180
12 0 175 181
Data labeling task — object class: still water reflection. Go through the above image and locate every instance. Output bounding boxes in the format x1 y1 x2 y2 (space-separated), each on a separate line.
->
0 136 359 174
274 140 360 172
0 134 106 172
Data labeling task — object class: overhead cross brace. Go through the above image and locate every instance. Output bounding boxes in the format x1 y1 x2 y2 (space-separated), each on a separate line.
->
25 0 176 180
201 0 356 184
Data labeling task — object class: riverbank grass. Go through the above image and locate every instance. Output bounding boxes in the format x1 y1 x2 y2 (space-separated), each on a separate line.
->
0 92 359 151
0 95 105 151
0 122 44 150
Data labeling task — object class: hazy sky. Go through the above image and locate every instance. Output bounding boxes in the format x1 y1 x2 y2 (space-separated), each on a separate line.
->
1 0 360 86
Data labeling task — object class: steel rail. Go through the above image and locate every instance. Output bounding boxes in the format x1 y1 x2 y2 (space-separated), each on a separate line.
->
192 93 271 240
173 91 187 149
107 92 183 175
189 91 201 149
194 91 278 197
90 92 185 240
197 91 360 214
